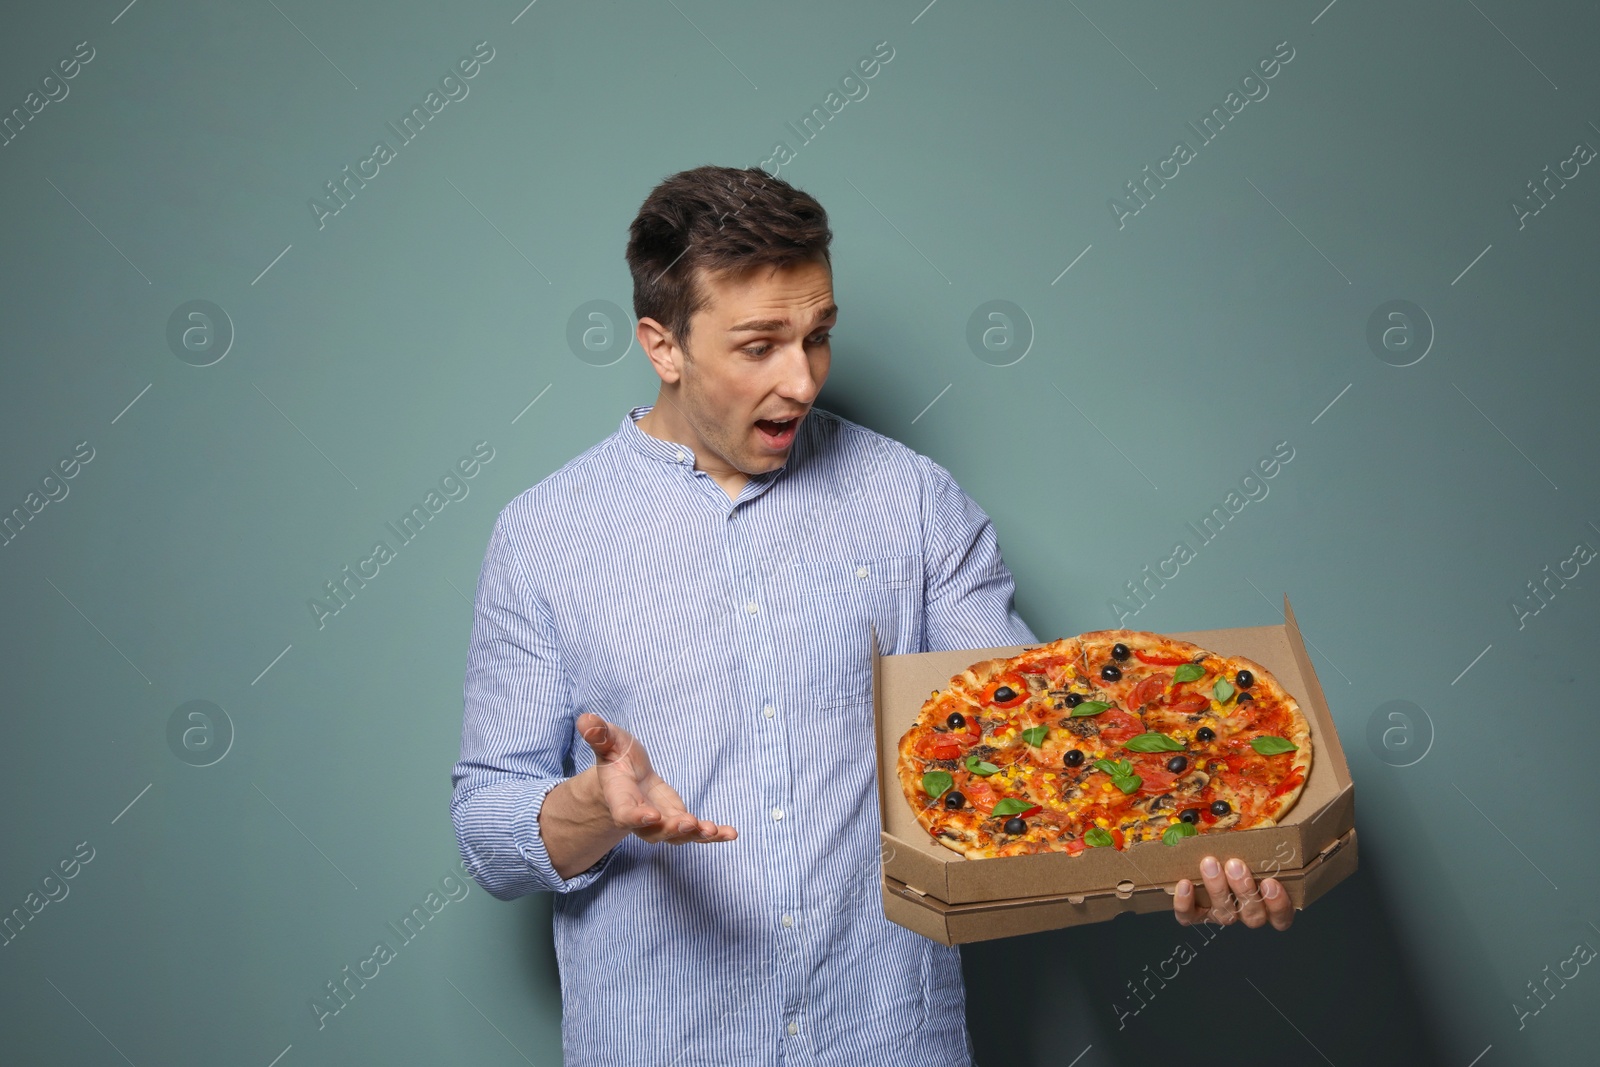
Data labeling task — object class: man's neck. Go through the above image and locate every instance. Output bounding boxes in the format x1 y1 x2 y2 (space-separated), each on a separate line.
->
636 395 748 501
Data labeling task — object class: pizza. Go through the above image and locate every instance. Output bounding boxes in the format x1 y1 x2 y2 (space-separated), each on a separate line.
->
895 629 1312 858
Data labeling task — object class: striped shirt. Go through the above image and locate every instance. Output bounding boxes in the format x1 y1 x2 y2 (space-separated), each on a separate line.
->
450 403 1037 1066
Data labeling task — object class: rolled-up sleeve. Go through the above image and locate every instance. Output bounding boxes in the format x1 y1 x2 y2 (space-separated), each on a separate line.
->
449 510 618 900
919 456 1040 651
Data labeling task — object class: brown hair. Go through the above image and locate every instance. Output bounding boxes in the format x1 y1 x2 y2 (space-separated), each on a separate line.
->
626 165 832 354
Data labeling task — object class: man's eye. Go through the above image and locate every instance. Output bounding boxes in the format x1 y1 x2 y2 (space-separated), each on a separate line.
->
743 333 828 356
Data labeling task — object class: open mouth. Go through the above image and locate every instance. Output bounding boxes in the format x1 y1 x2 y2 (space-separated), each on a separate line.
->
754 414 801 447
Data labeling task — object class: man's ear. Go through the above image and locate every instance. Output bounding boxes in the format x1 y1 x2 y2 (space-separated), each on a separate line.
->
637 317 685 384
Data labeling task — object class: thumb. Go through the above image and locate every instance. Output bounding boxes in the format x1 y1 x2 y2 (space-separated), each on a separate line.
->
576 713 616 759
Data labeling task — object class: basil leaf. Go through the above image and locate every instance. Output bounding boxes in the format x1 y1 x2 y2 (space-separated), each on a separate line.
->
1213 678 1235 703
1091 758 1118 775
1071 700 1112 717
1162 822 1198 846
1021 725 1048 747
1084 827 1114 847
991 797 1033 816
1111 774 1142 794
922 770 953 799
1251 735 1296 755
1122 732 1185 753
965 754 1000 775
1093 758 1134 777
1172 663 1206 683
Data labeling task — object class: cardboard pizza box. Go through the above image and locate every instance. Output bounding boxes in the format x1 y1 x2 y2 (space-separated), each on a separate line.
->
882 827 1358 945
873 594 1357 926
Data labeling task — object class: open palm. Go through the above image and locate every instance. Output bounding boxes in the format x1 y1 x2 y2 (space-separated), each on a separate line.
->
577 712 738 846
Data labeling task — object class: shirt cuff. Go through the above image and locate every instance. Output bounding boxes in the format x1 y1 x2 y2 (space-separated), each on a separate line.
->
514 776 620 893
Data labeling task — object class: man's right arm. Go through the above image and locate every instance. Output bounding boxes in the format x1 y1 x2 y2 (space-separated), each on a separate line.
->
449 512 620 900
449 511 734 899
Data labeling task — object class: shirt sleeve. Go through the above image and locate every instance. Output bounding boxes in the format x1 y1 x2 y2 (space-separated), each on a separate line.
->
449 509 619 900
919 456 1040 651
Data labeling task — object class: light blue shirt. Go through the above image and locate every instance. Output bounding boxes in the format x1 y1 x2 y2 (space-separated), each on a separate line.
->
450 403 1037 1066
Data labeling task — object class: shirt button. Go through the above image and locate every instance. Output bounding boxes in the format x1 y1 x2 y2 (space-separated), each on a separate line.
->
763 704 775 718
673 450 684 461
746 601 758 615
781 914 793 928
771 807 784 821
856 565 869 578
787 1021 799 1036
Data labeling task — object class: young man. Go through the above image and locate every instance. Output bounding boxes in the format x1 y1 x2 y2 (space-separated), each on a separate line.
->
450 165 1291 1066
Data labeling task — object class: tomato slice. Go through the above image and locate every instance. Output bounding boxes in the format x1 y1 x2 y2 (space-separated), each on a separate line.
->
964 780 999 813
1271 769 1305 798
1130 756 1180 794
1127 672 1172 710
1097 708 1144 743
916 733 964 761
1110 828 1125 849
1018 651 1071 672
986 671 1029 708
1065 838 1089 856
1166 692 1210 715
1135 649 1191 666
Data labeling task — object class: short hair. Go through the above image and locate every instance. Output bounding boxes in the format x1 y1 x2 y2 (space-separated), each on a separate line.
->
626 165 832 354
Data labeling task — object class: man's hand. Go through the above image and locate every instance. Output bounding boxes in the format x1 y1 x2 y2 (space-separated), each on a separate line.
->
577 712 738 846
1173 855 1294 931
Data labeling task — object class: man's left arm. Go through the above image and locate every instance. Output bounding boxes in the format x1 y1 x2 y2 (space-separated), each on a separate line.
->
918 455 1038 653
916 456 1293 931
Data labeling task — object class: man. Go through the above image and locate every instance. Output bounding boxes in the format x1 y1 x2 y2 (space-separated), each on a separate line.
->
450 165 1292 1066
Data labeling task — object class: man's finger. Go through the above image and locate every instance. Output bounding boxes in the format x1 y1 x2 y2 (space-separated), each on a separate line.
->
1261 877 1295 930
1225 858 1268 928
576 713 614 756
1173 878 1204 925
637 812 699 843
668 820 739 845
1199 856 1236 924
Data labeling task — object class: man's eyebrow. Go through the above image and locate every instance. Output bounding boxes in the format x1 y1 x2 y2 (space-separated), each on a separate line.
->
728 305 839 333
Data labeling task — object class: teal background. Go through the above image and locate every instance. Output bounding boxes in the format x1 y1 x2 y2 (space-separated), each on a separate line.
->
3 1 1597 1063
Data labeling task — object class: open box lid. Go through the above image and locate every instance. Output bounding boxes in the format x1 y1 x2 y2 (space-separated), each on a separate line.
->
872 595 1356 904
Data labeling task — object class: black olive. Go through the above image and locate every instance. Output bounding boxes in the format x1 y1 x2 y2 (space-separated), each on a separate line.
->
1210 800 1231 816
1166 755 1188 773
1100 664 1122 682
946 711 966 729
1111 642 1130 660
1063 692 1084 708
1196 726 1215 742
1236 669 1254 689
993 685 1017 702
944 791 965 810
1003 816 1026 835
1238 691 1254 703
1064 749 1084 767
1178 808 1200 824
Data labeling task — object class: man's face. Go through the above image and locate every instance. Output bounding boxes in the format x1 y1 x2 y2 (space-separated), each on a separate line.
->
668 256 835 475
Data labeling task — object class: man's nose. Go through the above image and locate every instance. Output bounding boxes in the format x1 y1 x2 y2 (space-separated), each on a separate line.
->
778 341 824 402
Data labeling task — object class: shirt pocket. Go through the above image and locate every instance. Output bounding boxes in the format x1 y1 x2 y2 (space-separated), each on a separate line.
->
795 552 923 708
798 553 919 595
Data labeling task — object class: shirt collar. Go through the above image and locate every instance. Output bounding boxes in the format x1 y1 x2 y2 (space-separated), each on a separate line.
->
620 404 688 465
619 404 805 481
